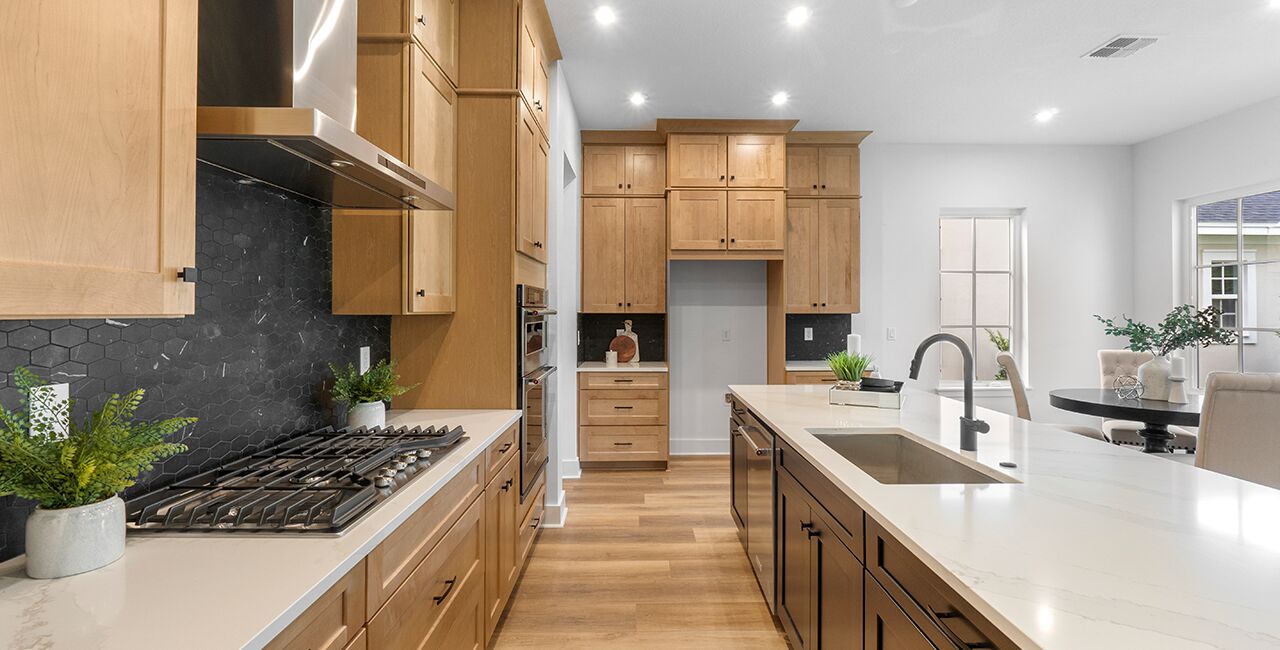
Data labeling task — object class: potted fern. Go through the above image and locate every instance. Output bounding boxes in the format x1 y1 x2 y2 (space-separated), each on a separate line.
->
0 368 193 579
330 359 418 430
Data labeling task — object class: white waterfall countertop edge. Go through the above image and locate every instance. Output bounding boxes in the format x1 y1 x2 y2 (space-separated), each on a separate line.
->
728 384 1280 650
0 408 522 650
577 361 668 372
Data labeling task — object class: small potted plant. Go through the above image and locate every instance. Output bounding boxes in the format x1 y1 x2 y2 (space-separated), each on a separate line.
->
330 359 418 430
0 367 193 579
827 351 874 405
1094 304 1236 401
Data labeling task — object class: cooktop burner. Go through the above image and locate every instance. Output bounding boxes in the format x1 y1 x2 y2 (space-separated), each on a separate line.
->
125 424 468 534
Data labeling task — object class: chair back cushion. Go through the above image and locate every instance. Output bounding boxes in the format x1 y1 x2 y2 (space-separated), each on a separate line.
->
1196 373 1280 489
1097 349 1154 389
996 352 1032 420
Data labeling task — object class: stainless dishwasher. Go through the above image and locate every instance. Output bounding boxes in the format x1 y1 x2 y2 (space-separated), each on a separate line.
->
732 402 776 613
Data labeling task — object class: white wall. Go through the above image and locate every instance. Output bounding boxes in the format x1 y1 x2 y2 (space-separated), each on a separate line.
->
668 261 768 454
856 143 1134 421
1131 95 1280 322
546 61 581 525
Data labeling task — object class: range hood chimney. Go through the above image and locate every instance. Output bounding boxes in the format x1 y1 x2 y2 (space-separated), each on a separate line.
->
196 0 453 211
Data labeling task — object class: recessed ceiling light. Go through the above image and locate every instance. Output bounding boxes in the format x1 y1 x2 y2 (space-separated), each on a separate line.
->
1034 108 1060 123
1270 0 1280 10
629 92 646 106
771 92 790 106
786 6 811 27
594 6 617 25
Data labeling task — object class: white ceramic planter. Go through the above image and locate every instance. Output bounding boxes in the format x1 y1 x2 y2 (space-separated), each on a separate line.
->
1138 355 1173 401
26 496 125 579
348 401 387 430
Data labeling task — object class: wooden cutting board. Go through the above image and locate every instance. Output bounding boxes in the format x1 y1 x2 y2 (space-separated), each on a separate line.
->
608 335 637 363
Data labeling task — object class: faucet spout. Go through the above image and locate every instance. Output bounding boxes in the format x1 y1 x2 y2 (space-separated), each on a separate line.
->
908 333 989 452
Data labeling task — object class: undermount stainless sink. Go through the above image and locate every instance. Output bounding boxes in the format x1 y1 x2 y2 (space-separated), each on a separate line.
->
810 428 1018 485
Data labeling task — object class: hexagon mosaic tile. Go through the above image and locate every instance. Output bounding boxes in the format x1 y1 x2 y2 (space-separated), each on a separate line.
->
0 166 390 561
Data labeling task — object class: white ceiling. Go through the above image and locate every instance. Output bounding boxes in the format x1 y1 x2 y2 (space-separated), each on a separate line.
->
545 0 1280 144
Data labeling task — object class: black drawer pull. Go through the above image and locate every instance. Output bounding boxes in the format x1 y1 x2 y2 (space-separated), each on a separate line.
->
613 405 634 410
613 441 634 446
432 576 457 605
932 609 994 648
501 479 513 492
933 610 960 619
800 521 813 531
613 378 634 383
531 517 541 528
497 442 512 454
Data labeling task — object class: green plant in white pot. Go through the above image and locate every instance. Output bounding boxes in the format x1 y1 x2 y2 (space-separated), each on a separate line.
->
0 367 193 579
827 351 874 390
330 360 417 430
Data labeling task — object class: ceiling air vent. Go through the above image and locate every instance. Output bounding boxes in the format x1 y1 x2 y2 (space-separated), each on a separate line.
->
1084 35 1158 59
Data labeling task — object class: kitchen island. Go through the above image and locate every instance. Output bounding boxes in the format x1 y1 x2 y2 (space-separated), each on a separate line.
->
729 384 1280 649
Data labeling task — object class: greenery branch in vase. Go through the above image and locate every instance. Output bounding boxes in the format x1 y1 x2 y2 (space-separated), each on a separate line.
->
827 351 874 390
330 359 418 430
985 328 1010 380
0 367 194 579
1094 304 1236 401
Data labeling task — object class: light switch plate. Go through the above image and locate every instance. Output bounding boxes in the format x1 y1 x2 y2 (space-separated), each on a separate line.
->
359 346 370 373
721 329 731 342
29 383 70 438
803 327 814 341
886 327 897 341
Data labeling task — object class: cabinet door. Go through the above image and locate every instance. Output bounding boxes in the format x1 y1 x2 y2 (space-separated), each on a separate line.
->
533 135 549 261
0 0 197 318
668 190 727 250
819 146 860 197
516 102 544 260
728 134 786 188
818 199 859 313
484 460 520 640
581 198 626 313
584 146 627 195
625 146 666 195
407 210 455 313
265 562 366 650
778 470 815 650
865 573 938 650
518 19 538 112
411 45 456 192
667 134 727 187
533 51 550 132
412 0 458 85
727 191 785 250
788 146 820 196
624 198 667 312
785 200 819 312
812 508 864 650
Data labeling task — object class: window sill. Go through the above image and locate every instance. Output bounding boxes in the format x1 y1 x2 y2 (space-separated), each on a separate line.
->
936 383 1013 398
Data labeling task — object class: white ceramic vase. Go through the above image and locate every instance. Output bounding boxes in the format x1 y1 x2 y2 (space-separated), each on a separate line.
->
26 496 125 579
1137 355 1172 401
348 401 387 430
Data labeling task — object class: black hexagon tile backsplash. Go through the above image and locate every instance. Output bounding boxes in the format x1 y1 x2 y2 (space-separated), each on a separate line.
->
0 165 390 561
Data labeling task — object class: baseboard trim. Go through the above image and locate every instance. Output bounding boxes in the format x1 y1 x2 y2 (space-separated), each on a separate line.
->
540 488 568 528
670 437 730 456
562 457 582 480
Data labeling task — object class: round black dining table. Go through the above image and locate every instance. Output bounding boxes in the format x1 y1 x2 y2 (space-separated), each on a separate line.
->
1048 389 1202 454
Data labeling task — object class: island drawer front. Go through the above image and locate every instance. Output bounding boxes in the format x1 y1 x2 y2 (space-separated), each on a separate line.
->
866 518 1015 650
581 426 667 461
580 372 669 389
864 571 942 650
579 389 669 426
484 422 519 485
366 455 484 615
777 438 864 561
368 496 485 649
266 560 367 650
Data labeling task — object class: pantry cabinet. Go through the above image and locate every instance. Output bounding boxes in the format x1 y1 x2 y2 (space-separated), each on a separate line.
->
785 199 859 313
786 145 859 197
0 0 198 318
583 146 667 196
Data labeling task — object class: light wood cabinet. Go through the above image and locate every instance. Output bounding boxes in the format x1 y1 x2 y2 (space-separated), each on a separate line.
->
359 0 459 86
785 199 859 313
787 145 860 197
585 145 667 196
727 191 786 250
265 562 367 650
580 372 668 390
519 3 551 137
785 371 839 385
669 190 728 250
0 0 197 318
728 135 786 188
483 423 519 484
667 134 728 187
582 197 666 313
624 198 667 312
517 101 548 262
484 453 520 640
518 480 546 566
626 146 667 195
333 210 454 315
579 372 670 467
579 389 669 426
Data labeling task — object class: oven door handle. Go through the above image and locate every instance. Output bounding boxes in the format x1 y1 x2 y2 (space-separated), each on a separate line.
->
524 366 557 386
522 307 558 316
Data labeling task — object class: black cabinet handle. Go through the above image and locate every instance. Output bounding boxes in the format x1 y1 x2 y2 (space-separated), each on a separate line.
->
626 183 631 188
800 521 813 531
821 302 827 307
811 302 818 307
178 267 199 283
613 441 634 446
613 378 634 383
730 238 735 243
626 302 632 307
617 302 623 307
432 576 457 605
416 289 426 297
531 517 541 528
730 175 735 181
613 405 634 410
812 184 817 189
807 528 821 538
618 183 623 189
821 184 827 189
501 479 513 492
719 237 726 243
498 442 512 454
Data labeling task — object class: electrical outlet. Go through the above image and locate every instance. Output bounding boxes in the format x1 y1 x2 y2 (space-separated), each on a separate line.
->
886 327 897 341
721 329 732 342
29 383 69 438
359 346 370 373
804 327 814 341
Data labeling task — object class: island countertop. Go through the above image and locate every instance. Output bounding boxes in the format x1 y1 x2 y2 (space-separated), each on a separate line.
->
728 384 1280 649
0 409 521 650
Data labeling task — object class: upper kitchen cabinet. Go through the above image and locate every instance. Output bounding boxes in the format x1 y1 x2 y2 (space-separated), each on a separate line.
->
333 210 455 315
727 135 786 188
786 143 863 197
519 1 551 139
581 198 667 313
667 135 728 187
669 190 728 250
0 0 197 318
583 145 667 195
517 101 549 262
359 0 459 86
727 191 786 250
785 199 860 313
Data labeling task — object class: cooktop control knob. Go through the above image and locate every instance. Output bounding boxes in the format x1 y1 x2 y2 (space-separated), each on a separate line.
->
374 476 392 489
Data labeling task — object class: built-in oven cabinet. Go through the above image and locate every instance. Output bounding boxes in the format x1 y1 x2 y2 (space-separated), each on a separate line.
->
579 373 670 468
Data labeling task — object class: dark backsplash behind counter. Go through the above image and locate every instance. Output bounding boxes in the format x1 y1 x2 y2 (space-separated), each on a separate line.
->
578 314 666 363
786 314 852 360
0 165 390 562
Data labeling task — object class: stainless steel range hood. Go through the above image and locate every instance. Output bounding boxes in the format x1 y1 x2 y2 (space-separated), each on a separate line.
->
196 0 454 211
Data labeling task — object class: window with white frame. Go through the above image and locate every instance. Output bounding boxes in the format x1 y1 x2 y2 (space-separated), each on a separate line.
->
1189 188 1280 388
938 212 1023 386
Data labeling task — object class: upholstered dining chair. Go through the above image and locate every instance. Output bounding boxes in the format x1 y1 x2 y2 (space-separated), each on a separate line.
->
1097 349 1198 450
1195 373 1280 489
996 353 1106 441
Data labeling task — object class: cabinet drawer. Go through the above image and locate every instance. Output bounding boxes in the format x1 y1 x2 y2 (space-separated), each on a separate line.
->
483 423 518 485
866 518 1014 650
343 628 366 650
265 561 366 650
579 389 668 426
581 426 668 461
865 571 940 650
786 371 839 385
580 372 668 390
518 466 546 526
368 496 485 649
777 438 864 562
366 455 483 614
518 481 546 568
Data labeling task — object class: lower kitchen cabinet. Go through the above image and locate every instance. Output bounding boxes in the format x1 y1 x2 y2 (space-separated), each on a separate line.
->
265 561 367 650
865 572 937 650
579 372 670 467
484 451 520 639
785 371 840 385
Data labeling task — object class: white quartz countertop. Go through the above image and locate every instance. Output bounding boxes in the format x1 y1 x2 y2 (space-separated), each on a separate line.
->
728 384 1280 649
577 361 668 372
0 409 521 650
784 360 832 372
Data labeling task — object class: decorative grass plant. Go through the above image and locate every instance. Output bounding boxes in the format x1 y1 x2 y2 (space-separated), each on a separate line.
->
827 351 874 385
